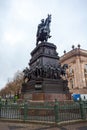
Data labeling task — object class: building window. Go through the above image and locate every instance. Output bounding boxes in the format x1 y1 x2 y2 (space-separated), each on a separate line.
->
69 67 74 75
84 64 87 87
84 64 87 73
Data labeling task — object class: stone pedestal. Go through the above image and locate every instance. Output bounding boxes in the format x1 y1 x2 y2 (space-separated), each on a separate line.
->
22 78 69 101
29 42 59 69
22 42 69 101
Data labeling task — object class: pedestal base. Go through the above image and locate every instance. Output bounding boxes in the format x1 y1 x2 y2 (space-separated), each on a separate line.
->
22 78 70 101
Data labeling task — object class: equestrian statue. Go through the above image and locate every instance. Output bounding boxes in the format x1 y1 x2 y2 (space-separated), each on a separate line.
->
36 14 52 46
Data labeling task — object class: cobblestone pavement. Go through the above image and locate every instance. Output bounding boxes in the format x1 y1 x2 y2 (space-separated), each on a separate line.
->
0 121 87 130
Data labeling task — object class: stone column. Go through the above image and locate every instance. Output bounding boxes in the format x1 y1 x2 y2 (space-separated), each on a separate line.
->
81 62 86 87
75 56 82 88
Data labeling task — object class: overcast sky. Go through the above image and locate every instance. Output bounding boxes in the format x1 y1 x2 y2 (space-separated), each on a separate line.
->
0 0 87 89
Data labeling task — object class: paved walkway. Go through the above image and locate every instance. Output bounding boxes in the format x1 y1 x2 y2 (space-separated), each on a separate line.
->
0 121 87 130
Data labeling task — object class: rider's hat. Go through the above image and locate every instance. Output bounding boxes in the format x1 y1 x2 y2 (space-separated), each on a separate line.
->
41 19 44 22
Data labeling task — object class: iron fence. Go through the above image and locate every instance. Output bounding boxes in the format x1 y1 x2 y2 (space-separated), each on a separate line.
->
0 100 87 124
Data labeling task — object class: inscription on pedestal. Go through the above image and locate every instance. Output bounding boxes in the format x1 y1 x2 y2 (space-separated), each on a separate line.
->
35 84 42 90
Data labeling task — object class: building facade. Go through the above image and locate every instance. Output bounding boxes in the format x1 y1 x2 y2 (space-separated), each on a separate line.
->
60 45 87 94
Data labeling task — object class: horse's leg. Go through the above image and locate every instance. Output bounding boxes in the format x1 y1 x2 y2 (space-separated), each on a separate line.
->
45 35 48 42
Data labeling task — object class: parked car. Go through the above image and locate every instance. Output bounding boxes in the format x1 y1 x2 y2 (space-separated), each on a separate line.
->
72 94 87 101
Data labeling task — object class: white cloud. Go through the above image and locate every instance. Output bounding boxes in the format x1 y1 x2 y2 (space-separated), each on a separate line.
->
10 0 41 23
2 29 26 46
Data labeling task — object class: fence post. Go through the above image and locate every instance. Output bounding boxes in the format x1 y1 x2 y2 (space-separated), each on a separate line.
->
79 101 86 120
54 99 59 123
24 103 28 121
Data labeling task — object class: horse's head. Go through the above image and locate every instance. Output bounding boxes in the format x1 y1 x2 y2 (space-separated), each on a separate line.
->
46 14 51 24
45 14 51 26
48 14 51 22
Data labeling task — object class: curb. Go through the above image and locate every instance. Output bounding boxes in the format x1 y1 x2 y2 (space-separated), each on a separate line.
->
0 118 87 126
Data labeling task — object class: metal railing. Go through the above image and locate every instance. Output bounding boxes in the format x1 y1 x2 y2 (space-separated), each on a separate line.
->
0 100 87 124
